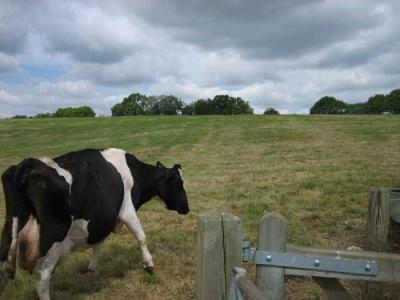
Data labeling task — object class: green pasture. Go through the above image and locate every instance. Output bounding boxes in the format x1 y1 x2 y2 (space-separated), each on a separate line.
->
0 115 399 299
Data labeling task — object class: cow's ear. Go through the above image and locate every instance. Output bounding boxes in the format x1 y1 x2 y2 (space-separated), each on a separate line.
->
173 164 182 170
156 161 165 168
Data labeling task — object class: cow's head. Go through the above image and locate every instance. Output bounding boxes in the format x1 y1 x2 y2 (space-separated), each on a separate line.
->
156 162 189 215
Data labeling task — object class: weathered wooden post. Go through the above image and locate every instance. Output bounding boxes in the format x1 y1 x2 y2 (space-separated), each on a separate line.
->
364 187 390 300
196 212 242 300
256 212 288 300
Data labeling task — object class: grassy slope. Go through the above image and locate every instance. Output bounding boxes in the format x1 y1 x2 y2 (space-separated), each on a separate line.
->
0 115 399 299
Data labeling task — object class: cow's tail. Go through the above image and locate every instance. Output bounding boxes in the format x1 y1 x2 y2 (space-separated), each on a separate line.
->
0 165 17 289
13 158 42 222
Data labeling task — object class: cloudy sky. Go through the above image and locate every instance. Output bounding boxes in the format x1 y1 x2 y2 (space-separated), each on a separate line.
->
0 0 399 117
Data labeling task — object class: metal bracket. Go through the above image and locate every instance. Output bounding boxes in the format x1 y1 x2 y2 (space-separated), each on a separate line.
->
242 240 256 262
242 240 378 276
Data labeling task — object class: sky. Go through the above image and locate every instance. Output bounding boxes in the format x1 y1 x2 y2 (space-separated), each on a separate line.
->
0 0 399 117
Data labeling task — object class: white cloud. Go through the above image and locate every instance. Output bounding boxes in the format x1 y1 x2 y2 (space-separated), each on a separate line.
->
35 80 95 98
233 82 294 106
0 89 20 105
295 108 309 115
0 89 23 118
277 109 290 115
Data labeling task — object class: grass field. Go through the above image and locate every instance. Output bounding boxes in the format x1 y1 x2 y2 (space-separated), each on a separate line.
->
0 115 399 299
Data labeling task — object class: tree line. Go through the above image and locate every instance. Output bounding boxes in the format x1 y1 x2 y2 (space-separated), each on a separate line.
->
111 93 254 116
310 89 400 114
31 106 95 118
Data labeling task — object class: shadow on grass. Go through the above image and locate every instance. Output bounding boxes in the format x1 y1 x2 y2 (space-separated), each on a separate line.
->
1 242 164 299
50 243 142 299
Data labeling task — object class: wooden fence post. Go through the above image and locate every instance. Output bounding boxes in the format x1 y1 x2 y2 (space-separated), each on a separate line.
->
256 212 288 300
364 187 390 300
196 212 242 300
222 213 242 297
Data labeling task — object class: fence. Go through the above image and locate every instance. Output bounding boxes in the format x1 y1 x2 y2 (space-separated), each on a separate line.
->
196 188 400 300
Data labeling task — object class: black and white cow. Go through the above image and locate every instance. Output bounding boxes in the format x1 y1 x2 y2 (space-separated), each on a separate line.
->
0 148 189 299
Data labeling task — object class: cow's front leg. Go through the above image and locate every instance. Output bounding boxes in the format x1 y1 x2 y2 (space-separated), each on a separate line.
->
135 227 154 274
34 239 71 300
119 210 154 274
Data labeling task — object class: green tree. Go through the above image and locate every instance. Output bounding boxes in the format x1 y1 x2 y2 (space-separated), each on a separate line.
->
34 112 53 118
111 93 148 116
310 96 347 114
385 89 400 114
230 96 253 114
191 95 253 115
263 107 280 115
211 95 253 115
157 95 184 115
345 103 365 114
310 89 400 115
365 94 385 114
144 96 161 115
54 106 95 117
181 103 194 115
192 98 213 115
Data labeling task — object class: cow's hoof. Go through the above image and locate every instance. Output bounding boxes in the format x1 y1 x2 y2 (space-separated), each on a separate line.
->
144 266 154 275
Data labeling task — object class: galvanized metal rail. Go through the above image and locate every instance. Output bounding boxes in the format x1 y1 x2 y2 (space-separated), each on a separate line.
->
242 240 378 276
242 240 379 277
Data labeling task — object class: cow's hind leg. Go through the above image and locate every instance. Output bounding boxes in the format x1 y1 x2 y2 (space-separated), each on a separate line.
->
34 239 71 300
119 209 154 274
88 242 102 272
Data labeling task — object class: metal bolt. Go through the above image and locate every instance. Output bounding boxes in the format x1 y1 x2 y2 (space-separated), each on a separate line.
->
314 260 320 267
365 264 371 272
266 255 272 262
